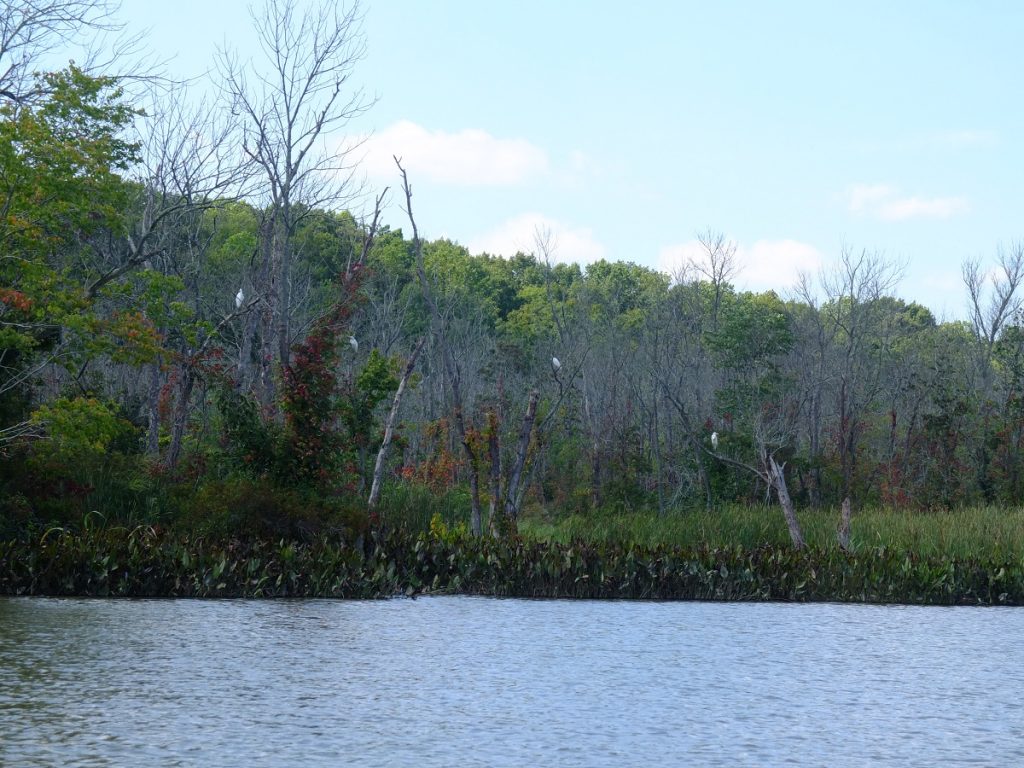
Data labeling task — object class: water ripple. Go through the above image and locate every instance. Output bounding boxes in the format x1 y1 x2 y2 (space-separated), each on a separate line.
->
1 597 1022 767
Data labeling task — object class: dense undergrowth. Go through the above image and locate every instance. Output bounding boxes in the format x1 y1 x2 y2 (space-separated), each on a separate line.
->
2 523 1022 604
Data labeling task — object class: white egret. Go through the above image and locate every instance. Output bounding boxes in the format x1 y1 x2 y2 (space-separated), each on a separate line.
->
711 431 719 451
235 288 244 308
552 356 561 372
349 335 358 352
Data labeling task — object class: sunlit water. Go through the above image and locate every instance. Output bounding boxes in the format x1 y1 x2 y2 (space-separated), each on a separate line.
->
1 597 1022 767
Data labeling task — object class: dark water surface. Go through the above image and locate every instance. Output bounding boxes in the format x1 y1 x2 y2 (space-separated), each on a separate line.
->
1 597 1022 766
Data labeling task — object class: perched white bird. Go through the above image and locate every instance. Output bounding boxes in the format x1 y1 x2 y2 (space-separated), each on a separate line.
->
349 335 358 352
552 356 561 372
711 431 719 451
235 288 244 308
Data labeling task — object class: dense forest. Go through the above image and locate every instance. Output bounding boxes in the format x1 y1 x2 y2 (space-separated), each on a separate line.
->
5 0 1024 545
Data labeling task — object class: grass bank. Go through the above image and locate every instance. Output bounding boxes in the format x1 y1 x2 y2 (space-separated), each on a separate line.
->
519 504 1024 562
2 526 1022 604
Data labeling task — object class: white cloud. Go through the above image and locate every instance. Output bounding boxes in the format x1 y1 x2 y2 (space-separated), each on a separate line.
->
468 213 606 265
656 240 707 275
658 237 823 294
359 120 548 186
847 183 969 221
877 196 970 221
743 240 824 287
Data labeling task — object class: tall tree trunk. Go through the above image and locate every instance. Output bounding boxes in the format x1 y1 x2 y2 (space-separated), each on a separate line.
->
258 304 277 408
652 396 666 516
768 456 805 549
459 407 484 537
165 367 196 469
809 390 822 508
257 212 279 408
145 361 162 457
237 305 258 393
837 496 852 552
691 432 713 510
501 389 540 534
239 213 276 403
581 375 602 509
368 337 425 515
486 410 501 536
275 210 292 368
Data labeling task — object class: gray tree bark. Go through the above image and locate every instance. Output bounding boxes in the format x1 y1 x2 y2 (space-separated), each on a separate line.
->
500 389 540 534
368 336 425 514
837 495 852 552
768 456 805 550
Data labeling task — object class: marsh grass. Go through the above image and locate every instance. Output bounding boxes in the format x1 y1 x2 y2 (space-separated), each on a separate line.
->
519 504 1024 561
7 491 1024 603
375 483 471 534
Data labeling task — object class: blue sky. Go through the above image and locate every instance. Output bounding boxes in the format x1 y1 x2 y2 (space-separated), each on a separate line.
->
115 0 1024 318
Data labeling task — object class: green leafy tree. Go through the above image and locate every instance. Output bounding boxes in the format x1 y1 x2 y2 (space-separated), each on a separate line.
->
0 66 140 440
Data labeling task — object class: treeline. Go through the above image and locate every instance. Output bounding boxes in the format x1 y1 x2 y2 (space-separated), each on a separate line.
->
4 0 1024 542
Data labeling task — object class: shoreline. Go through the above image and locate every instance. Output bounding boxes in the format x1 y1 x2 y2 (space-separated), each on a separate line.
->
2 529 1020 605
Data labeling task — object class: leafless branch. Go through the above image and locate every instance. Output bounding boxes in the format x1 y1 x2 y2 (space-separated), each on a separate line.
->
963 242 1024 352
0 0 164 105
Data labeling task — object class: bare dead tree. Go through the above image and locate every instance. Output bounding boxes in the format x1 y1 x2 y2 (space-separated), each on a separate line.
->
396 157 485 535
963 243 1024 368
650 269 718 510
705 406 806 550
692 229 738 330
350 188 387 277
219 0 372 397
87 88 248 300
796 246 902 508
960 243 1024 496
368 335 425 514
99 89 247 457
790 273 829 508
361 267 415 355
659 384 713 508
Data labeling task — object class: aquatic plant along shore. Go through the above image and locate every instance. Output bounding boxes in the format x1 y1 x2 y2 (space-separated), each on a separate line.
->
1 527 1020 604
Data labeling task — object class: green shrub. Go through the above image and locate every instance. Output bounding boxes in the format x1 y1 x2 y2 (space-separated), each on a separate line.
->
0 397 172 533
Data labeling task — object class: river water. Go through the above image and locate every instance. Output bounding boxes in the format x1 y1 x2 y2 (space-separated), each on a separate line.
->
1 597 1022 766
